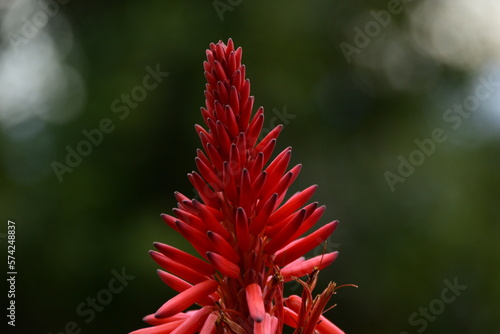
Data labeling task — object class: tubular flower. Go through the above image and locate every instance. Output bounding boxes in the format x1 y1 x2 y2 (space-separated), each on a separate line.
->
131 39 349 334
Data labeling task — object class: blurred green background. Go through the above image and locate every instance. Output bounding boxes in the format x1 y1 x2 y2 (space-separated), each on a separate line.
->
1 0 499 333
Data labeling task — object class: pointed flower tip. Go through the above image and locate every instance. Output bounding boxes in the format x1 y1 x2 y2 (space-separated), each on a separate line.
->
274 220 339 266
281 251 339 280
152 241 168 251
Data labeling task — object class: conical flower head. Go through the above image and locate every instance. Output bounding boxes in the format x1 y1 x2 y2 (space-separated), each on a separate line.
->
131 39 346 334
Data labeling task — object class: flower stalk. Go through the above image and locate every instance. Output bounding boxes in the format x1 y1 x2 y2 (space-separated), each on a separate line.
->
131 39 350 334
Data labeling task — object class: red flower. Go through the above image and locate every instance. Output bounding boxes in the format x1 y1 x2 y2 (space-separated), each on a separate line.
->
131 39 349 334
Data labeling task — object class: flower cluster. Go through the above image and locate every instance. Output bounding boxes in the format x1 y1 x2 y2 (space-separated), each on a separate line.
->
131 39 347 334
